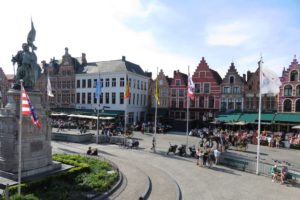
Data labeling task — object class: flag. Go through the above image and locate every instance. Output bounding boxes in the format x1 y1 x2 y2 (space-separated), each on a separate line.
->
27 19 37 50
155 79 160 105
96 79 102 99
260 63 281 94
21 87 41 128
187 75 195 100
47 76 54 97
124 76 130 100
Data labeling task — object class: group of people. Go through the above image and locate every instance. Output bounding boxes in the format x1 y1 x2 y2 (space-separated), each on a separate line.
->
86 147 98 156
271 162 289 184
196 146 221 167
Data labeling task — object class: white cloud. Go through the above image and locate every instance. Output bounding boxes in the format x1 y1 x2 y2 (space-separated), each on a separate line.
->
206 22 251 46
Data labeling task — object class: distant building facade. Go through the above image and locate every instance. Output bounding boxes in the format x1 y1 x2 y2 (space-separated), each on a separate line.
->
0 68 11 107
192 57 222 122
76 56 150 124
278 56 300 112
220 63 245 112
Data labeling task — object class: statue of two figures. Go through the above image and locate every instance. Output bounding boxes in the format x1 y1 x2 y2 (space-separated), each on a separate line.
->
11 20 41 90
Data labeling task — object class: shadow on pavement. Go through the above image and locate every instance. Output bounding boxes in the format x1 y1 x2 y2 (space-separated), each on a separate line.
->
209 166 241 176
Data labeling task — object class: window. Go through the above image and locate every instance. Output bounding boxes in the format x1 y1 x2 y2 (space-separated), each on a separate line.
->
208 96 214 108
72 81 75 89
233 87 240 94
296 99 300 112
77 80 80 88
82 93 86 104
181 112 186 119
204 83 210 94
112 78 116 87
88 79 92 88
100 79 103 87
171 99 176 107
175 112 180 119
112 92 116 104
76 93 80 103
57 81 61 89
129 78 132 87
144 82 147 90
93 79 97 88
105 93 109 104
195 83 201 94
99 93 103 104
62 81 66 88
93 93 97 104
235 99 242 111
140 82 143 90
66 81 70 88
179 99 184 108
120 78 124 87
82 80 86 88
133 80 136 88
199 96 204 108
105 78 110 87
223 87 230 94
120 92 124 104
133 93 135 105
171 89 176 97
229 76 234 84
290 70 298 82
297 85 300 96
175 80 181 86
283 99 292 112
137 80 140 89
221 100 226 111
137 94 139 105
284 85 292 96
71 94 75 103
87 92 91 104
179 89 184 97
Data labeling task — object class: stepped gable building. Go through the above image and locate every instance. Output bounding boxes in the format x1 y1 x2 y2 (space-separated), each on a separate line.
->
278 56 300 112
149 69 172 121
0 68 11 107
77 56 150 123
169 70 188 122
244 63 277 113
36 47 85 108
192 57 222 122
220 62 245 112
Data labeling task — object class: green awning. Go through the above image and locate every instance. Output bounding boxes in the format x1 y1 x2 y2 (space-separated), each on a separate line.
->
239 113 257 122
274 113 300 123
216 114 241 122
260 113 275 121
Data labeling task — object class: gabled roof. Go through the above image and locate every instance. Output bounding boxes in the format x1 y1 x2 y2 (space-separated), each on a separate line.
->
83 58 147 77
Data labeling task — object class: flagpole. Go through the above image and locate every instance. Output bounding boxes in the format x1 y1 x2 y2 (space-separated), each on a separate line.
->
186 66 190 147
153 67 159 152
96 73 100 144
124 75 128 145
256 57 263 175
18 79 23 195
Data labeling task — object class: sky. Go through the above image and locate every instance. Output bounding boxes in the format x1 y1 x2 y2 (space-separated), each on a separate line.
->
1 0 300 79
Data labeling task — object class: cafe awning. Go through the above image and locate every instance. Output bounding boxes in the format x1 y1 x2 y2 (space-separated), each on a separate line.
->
215 113 241 122
274 113 300 123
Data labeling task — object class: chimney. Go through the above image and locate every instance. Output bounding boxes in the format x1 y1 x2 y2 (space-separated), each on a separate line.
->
82 53 87 66
122 56 126 61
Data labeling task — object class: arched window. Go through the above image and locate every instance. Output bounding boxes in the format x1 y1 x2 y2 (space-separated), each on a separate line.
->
229 76 234 84
290 70 298 82
284 85 292 96
283 99 292 112
296 99 300 112
296 85 300 96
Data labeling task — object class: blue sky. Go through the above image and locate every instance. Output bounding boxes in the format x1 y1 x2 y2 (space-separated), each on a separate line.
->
1 0 300 78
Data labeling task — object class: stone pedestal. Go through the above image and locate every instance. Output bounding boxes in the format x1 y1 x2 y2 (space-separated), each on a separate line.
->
0 89 60 180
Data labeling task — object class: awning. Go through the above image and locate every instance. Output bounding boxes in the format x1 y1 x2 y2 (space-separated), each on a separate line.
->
68 114 114 120
215 114 241 122
274 113 300 123
292 125 300 129
238 113 257 122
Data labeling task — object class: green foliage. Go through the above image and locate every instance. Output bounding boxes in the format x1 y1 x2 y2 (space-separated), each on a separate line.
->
6 194 38 200
7 154 118 199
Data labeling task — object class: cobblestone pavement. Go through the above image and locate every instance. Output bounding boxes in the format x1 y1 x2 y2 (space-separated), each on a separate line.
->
52 130 300 200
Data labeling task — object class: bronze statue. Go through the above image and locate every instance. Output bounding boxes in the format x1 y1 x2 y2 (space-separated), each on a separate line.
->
11 20 41 90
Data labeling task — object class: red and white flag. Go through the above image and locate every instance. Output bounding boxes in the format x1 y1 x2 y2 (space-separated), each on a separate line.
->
187 75 195 100
21 87 41 128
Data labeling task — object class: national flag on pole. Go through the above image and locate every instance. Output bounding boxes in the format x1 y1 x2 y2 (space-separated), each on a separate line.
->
96 79 102 99
260 61 281 94
155 79 160 105
21 86 41 129
47 76 54 97
187 75 195 100
124 76 130 100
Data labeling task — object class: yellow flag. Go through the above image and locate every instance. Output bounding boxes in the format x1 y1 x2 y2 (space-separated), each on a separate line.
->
155 79 160 105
